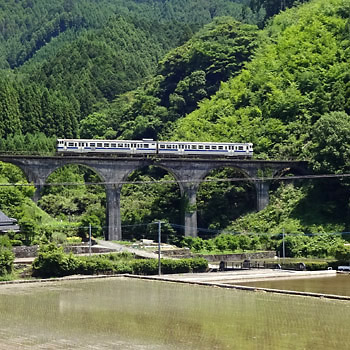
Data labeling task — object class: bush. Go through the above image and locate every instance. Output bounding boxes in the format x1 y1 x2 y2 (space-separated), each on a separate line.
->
304 261 329 271
32 244 79 278
0 247 14 276
188 257 208 272
131 259 158 275
31 245 208 277
77 256 133 274
131 257 208 275
161 259 191 274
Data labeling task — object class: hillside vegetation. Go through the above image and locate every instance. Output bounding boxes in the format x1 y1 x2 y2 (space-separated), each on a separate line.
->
173 0 350 159
0 0 257 144
1 0 350 249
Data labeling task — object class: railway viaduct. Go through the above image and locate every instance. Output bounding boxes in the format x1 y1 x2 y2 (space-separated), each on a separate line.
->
0 155 308 240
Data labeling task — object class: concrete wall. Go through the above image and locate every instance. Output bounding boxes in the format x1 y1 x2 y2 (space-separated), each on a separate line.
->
202 251 276 262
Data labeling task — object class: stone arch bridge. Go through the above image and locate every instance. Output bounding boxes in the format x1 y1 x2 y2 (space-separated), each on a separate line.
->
0 155 308 240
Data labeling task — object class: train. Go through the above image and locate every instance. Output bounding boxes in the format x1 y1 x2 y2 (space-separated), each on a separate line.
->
56 139 253 157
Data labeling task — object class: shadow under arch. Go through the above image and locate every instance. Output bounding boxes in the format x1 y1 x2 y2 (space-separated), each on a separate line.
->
120 164 182 241
196 166 256 238
270 164 310 192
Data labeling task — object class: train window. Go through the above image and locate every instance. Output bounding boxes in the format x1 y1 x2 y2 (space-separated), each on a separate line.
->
218 146 223 150
160 145 165 149
144 144 149 148
199 145 203 149
205 145 210 150
239 146 243 150
68 142 74 147
104 143 109 147
191 145 197 149
173 145 177 149
90 143 95 147
97 143 102 147
111 143 116 148
125 144 130 148
166 145 172 149
212 146 217 150
118 143 123 147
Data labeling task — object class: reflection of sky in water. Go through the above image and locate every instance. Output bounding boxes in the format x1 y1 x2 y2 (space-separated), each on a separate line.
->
238 274 350 296
0 277 349 349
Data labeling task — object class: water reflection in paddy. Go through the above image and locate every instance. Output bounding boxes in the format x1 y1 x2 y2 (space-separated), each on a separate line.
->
236 274 350 296
0 277 349 349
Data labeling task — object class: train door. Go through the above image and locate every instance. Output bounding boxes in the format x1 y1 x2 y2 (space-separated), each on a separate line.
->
178 144 185 155
131 143 137 154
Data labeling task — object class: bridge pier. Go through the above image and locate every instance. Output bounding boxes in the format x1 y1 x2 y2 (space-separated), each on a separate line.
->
106 185 122 241
255 180 270 211
32 181 45 203
182 184 199 237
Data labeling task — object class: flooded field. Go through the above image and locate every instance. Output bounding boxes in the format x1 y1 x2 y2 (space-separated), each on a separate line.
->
0 277 349 349
237 273 350 296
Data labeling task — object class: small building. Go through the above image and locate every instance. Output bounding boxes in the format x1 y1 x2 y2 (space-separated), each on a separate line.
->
0 210 20 234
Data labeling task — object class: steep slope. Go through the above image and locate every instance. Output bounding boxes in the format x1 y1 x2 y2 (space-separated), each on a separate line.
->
97 17 259 140
172 0 350 160
0 0 255 70
0 0 258 141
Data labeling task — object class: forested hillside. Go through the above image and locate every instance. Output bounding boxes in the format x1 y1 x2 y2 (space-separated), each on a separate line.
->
3 0 350 245
91 17 259 140
172 0 350 159
0 0 259 144
0 0 256 70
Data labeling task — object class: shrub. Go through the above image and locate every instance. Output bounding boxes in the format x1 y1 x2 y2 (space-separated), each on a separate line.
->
161 259 191 274
0 247 14 276
32 244 79 278
304 261 329 271
188 257 208 272
77 256 115 274
131 257 208 275
131 259 158 275
31 244 208 278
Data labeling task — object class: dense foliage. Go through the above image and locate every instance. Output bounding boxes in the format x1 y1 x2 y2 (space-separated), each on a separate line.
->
173 0 350 159
0 236 14 276
32 243 208 278
96 17 259 140
0 0 257 140
180 231 349 260
120 166 182 240
1 0 350 250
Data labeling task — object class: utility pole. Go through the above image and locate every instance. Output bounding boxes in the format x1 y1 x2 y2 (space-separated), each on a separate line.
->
89 223 92 256
282 228 285 259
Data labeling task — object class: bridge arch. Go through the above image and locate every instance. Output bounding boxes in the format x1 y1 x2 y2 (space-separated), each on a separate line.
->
196 166 256 237
119 165 182 241
0 155 309 240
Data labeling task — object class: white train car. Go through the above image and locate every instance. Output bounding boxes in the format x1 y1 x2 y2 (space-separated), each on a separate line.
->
158 141 253 157
57 139 253 157
56 139 157 154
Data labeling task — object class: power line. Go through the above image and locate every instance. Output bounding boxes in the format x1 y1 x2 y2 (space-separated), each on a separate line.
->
1 172 350 187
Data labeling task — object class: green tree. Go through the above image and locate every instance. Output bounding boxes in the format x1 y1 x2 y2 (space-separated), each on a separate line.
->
308 111 350 174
